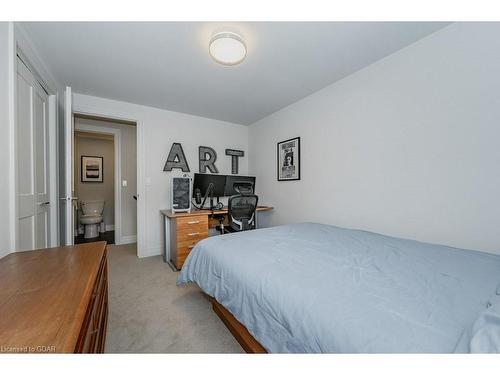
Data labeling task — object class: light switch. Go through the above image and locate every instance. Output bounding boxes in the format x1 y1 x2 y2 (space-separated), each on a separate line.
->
122 180 128 187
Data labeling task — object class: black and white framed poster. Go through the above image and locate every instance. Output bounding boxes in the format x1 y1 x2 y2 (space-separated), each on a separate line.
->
81 156 103 183
277 137 300 181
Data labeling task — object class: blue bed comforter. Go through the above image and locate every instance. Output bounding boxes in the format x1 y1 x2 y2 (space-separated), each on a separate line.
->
177 223 500 353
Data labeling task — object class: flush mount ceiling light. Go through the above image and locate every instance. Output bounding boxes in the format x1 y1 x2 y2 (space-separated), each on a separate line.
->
209 32 246 66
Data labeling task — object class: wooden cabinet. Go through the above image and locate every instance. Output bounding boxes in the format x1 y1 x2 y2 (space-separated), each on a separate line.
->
161 207 273 270
0 242 108 353
169 214 208 269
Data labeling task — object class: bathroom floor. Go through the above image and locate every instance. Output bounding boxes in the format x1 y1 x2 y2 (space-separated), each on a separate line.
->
75 230 115 245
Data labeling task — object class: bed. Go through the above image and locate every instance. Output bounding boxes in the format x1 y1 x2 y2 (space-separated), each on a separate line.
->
177 222 500 353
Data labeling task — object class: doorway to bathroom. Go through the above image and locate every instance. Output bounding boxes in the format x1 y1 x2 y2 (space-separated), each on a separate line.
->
72 114 138 246
74 130 116 244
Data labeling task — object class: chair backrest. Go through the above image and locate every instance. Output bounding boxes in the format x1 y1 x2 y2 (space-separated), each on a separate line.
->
228 194 259 231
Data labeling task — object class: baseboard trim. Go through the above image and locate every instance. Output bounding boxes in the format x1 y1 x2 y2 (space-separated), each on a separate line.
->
138 246 162 258
120 235 137 245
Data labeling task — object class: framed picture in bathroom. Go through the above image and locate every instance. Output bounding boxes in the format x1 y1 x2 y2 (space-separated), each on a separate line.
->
81 156 103 183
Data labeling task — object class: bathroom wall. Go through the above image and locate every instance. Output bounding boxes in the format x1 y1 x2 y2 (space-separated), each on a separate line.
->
74 132 115 229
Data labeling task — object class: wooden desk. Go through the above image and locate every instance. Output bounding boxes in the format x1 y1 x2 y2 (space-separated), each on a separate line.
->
0 242 108 353
161 206 273 270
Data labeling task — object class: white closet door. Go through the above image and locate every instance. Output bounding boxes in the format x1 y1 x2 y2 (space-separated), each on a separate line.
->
17 59 35 251
34 79 50 249
16 58 51 251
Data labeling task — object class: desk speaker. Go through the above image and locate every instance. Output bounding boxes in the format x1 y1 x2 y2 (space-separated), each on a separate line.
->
171 177 192 213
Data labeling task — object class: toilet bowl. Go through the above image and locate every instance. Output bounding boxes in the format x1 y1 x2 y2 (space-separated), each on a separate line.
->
80 200 105 239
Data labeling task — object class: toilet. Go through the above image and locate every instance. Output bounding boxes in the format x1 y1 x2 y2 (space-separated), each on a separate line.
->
80 200 105 239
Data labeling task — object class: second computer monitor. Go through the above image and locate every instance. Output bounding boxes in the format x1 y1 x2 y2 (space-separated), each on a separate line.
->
224 175 256 196
192 173 226 198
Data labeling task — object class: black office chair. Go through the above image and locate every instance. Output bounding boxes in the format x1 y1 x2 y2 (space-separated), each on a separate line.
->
227 194 259 231
216 182 258 234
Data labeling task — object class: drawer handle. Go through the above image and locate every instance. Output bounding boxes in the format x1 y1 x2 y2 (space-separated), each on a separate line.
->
187 232 199 236
187 220 200 224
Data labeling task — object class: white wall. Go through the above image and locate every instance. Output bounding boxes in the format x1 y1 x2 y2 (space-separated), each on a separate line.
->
249 23 500 254
73 93 249 257
0 22 12 258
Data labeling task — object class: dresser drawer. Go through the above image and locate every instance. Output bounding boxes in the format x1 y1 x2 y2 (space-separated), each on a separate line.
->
80 315 96 353
92 258 107 331
178 233 207 253
176 228 208 243
177 243 198 257
176 215 208 231
92 281 108 353
76 291 96 353
75 247 108 353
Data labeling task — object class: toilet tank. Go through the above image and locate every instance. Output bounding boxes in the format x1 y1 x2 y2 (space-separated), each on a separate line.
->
81 200 105 215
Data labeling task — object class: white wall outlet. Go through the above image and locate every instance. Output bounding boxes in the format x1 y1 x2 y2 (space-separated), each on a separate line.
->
122 180 128 187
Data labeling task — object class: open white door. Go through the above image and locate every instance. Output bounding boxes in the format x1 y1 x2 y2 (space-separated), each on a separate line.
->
62 86 76 245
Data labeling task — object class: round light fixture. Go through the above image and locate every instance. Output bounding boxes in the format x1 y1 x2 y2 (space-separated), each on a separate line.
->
209 32 246 66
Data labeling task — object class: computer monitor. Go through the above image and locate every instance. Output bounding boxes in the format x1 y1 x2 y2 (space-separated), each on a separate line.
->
192 173 226 198
224 175 256 196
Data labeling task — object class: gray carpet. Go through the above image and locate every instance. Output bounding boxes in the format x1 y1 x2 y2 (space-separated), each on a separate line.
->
105 243 243 353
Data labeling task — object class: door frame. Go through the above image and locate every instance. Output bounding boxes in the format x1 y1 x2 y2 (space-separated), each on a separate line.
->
48 94 59 247
63 87 74 245
74 121 123 244
9 43 59 252
72 103 144 256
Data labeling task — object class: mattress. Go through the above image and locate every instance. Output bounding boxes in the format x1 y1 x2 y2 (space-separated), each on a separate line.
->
177 223 500 353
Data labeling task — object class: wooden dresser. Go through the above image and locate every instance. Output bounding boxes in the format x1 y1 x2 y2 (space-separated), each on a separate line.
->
169 213 209 269
0 242 108 353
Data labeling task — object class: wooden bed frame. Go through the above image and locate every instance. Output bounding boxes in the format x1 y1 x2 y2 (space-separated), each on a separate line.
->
211 299 267 353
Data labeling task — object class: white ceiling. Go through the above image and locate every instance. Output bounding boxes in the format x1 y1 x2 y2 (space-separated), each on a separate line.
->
21 22 449 125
